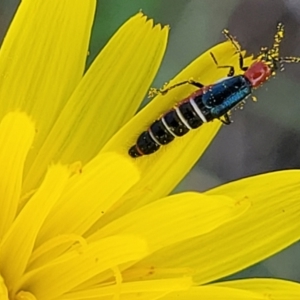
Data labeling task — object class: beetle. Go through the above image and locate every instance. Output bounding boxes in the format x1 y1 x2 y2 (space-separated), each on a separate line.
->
129 23 300 158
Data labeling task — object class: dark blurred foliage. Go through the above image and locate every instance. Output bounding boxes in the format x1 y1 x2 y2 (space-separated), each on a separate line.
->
0 0 19 44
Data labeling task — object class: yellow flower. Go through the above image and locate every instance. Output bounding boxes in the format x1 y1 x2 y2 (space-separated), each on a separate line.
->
0 1 300 300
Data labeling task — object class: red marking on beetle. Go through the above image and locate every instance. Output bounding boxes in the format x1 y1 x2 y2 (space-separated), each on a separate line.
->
244 61 272 88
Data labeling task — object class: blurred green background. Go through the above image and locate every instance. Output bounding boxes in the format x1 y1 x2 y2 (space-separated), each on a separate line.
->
1 0 300 283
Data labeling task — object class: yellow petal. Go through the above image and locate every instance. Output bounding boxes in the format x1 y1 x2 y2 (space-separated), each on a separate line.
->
23 13 168 194
0 164 70 289
36 152 140 246
133 170 300 284
0 275 9 300
28 234 87 271
58 278 193 300
0 0 96 178
0 112 35 239
89 192 250 254
102 42 254 214
217 278 300 299
17 236 148 300
159 285 265 300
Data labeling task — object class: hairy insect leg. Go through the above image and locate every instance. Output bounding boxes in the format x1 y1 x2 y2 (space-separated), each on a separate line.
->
221 29 248 73
219 113 231 125
149 79 204 97
210 52 235 76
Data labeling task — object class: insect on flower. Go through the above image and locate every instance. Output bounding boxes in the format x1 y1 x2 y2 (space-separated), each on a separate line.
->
129 23 300 158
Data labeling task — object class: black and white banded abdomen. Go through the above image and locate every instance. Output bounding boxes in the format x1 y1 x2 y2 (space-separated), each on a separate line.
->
128 97 208 157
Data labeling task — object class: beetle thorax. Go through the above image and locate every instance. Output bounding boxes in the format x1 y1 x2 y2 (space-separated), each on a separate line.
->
244 61 272 88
